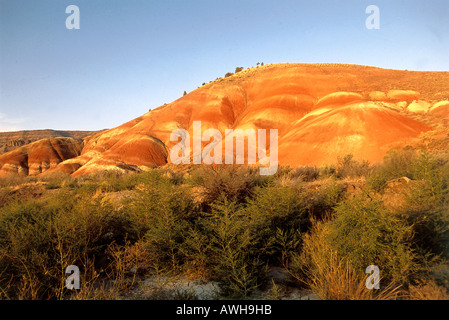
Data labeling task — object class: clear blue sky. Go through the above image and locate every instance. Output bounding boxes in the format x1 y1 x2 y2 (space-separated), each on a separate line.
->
1 0 448 131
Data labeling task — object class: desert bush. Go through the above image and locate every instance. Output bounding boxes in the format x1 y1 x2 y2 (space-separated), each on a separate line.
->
129 170 196 269
0 188 12 208
366 148 418 192
0 190 139 299
200 195 265 298
288 220 404 300
243 185 308 264
179 226 212 279
381 148 417 178
67 241 150 300
158 168 185 185
315 180 346 210
408 279 449 300
336 154 372 179
273 166 320 184
404 153 449 258
272 166 300 187
325 195 417 286
187 166 266 211
0 175 37 188
41 172 73 190
294 166 320 182
96 171 141 192
366 165 389 192
319 165 337 179
272 165 294 179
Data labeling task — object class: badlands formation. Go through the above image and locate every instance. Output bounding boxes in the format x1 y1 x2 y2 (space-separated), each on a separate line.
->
0 63 449 177
0 129 100 155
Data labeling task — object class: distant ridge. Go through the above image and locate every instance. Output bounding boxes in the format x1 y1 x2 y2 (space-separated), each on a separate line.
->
0 129 103 155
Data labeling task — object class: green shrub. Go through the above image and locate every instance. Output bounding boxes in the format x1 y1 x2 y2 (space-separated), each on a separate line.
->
405 152 449 258
315 180 346 210
129 170 196 269
325 195 416 285
336 154 372 179
41 172 73 190
0 191 138 299
243 185 308 264
366 148 418 192
293 166 320 182
319 165 337 179
380 148 417 179
187 166 266 210
201 195 264 298
0 175 37 188
289 225 403 300
366 165 389 193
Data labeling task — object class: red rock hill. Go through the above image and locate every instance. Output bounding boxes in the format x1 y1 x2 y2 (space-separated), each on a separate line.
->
1 63 448 177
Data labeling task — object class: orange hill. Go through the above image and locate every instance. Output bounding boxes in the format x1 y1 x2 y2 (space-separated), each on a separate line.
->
1 63 449 177
0 137 83 176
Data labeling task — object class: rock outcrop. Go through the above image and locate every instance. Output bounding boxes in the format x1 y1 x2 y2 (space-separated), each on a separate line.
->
387 90 420 101
0 137 84 177
0 130 100 155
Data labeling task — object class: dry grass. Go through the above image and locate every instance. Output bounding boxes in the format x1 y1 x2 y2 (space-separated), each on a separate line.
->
288 221 404 300
303 252 403 300
408 280 449 300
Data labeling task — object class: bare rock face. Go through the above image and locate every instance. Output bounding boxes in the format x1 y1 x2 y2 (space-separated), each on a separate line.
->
1 63 449 177
387 90 420 101
369 91 387 101
315 92 363 108
278 101 430 167
0 137 84 177
430 101 449 118
407 100 431 113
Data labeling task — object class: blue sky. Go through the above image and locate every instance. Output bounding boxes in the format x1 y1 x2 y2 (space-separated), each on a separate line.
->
0 0 448 131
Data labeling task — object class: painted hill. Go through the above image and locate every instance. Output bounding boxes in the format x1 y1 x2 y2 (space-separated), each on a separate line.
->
0 137 84 176
1 63 449 177
0 130 101 155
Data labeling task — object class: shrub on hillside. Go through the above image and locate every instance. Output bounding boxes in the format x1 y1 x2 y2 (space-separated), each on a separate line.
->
404 153 449 258
187 166 267 210
367 148 417 192
243 185 308 264
336 154 372 179
325 195 416 285
0 192 138 299
128 170 196 269
200 195 265 298
288 222 403 300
